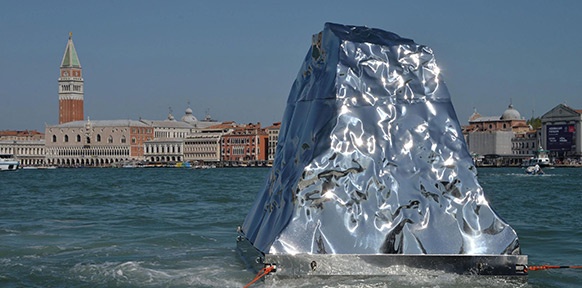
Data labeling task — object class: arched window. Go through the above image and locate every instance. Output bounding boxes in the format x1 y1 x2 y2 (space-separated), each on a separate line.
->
52 135 57 142
76 134 81 142
64 135 69 142
121 136 126 143
97 134 101 142
86 137 91 144
108 136 113 144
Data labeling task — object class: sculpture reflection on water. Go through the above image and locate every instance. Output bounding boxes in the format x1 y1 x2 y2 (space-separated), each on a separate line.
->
237 22 527 279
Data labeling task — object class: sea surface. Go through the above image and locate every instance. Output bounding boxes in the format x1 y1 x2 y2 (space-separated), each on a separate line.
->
1 167 580 287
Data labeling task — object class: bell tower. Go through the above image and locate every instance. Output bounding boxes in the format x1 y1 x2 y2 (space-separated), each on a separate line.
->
58 32 84 124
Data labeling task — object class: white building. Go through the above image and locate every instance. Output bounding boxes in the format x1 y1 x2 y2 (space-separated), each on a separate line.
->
265 122 281 164
45 119 153 167
142 108 219 164
541 104 582 160
0 130 46 167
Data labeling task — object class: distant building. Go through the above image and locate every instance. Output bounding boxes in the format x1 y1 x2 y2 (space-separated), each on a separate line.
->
0 130 46 167
511 130 540 156
183 122 236 164
45 119 153 167
463 104 532 166
58 32 84 124
143 138 184 164
265 122 281 164
221 122 268 165
141 111 197 139
0 130 44 141
541 104 582 160
142 108 220 164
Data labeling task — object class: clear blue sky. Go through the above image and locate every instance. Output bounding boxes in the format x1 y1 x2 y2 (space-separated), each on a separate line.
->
2 0 581 132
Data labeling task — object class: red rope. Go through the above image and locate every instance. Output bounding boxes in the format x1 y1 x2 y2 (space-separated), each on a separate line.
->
243 265 275 288
528 265 582 271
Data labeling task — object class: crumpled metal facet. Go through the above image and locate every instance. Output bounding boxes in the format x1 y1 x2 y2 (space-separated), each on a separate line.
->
241 22 520 256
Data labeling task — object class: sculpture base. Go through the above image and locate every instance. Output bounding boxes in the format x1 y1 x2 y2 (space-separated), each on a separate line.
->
236 232 528 282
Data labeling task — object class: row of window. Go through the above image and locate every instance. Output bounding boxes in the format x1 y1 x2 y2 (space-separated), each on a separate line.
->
185 146 216 152
61 84 82 92
184 152 218 158
132 128 153 134
223 137 258 144
474 123 509 130
52 134 127 144
222 147 259 154
184 140 218 145
512 142 537 149
13 147 44 155
155 132 190 138
48 158 124 167
144 145 182 154
48 148 129 157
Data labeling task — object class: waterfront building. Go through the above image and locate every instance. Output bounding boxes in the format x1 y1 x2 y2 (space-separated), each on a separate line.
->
140 111 197 139
180 107 219 129
142 108 219 164
220 122 268 165
183 123 236 165
511 130 540 156
463 104 530 166
0 130 46 167
541 104 582 161
0 130 44 141
0 140 46 167
265 122 281 164
143 138 184 164
45 119 153 167
59 33 84 124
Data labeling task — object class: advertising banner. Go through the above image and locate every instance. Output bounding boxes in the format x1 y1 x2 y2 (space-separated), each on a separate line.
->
547 125 576 151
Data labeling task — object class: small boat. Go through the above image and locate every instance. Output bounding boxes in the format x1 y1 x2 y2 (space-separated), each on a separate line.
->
522 145 552 167
0 154 20 171
525 165 544 175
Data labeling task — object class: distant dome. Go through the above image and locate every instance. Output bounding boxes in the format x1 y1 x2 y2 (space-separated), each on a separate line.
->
181 107 198 124
500 104 521 120
469 108 481 121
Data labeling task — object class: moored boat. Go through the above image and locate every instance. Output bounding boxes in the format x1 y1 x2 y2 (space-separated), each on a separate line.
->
0 154 20 171
522 145 552 167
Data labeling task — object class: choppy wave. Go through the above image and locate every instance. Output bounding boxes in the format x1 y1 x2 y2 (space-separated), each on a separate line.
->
0 167 580 287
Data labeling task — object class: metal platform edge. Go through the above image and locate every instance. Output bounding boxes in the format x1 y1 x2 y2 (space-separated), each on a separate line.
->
236 232 528 281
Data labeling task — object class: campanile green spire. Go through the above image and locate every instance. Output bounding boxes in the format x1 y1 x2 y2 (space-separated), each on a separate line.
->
60 32 81 68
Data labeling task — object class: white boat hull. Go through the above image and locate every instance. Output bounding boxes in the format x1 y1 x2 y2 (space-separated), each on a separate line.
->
0 161 20 171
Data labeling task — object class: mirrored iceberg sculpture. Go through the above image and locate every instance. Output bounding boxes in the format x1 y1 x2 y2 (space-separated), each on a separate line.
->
238 22 526 278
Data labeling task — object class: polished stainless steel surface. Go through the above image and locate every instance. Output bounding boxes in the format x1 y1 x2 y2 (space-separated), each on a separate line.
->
236 232 527 279
241 22 520 256
264 253 527 278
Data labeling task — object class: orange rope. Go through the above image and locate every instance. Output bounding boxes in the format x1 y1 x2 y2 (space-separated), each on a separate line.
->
528 265 582 271
243 265 275 288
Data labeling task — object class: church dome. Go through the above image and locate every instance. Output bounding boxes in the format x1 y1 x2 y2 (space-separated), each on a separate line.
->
181 107 198 124
500 104 521 120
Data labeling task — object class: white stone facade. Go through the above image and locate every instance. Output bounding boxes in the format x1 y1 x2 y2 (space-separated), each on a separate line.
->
45 120 153 167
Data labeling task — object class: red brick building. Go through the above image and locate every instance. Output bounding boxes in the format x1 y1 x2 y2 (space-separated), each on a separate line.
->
220 122 268 164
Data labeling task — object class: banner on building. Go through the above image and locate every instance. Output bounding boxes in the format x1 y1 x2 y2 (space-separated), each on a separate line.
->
547 125 576 151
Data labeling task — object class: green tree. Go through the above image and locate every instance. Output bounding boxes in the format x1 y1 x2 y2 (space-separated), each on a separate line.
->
527 117 542 130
